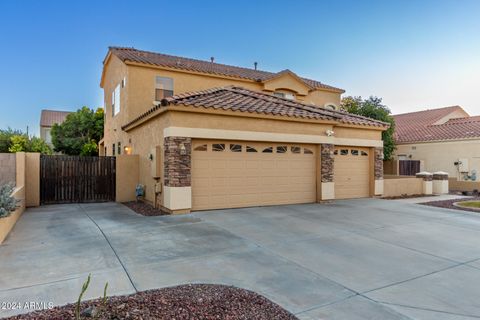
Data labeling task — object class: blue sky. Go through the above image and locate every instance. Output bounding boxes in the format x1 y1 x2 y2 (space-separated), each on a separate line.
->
0 0 479 135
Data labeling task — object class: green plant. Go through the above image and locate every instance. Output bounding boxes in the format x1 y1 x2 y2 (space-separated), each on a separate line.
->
75 274 109 320
0 184 18 218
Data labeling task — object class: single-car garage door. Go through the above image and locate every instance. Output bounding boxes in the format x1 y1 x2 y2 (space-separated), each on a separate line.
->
192 140 316 210
334 146 371 199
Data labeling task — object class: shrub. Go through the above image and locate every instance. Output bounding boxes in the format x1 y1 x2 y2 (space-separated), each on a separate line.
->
0 184 18 218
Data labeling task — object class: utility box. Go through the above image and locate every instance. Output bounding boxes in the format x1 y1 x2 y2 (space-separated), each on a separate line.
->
458 158 469 173
151 146 162 178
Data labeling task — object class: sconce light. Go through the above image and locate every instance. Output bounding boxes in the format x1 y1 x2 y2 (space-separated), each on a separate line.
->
149 153 154 161
326 130 335 137
124 146 132 155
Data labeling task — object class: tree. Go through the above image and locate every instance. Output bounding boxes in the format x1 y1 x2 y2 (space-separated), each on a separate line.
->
341 96 396 160
51 107 104 155
1 131 52 154
0 128 23 153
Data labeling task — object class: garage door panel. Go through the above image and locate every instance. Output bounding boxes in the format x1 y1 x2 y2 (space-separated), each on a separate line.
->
192 140 316 210
334 147 370 199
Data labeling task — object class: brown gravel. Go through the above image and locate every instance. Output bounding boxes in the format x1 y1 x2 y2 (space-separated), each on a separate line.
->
122 201 169 216
5 284 298 320
421 197 480 213
382 194 434 200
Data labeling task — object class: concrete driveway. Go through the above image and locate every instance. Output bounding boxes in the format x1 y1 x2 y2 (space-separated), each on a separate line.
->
1 200 480 319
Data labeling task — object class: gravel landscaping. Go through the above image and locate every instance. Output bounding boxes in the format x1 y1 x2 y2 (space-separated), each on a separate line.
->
122 201 169 216
5 284 298 320
421 197 480 213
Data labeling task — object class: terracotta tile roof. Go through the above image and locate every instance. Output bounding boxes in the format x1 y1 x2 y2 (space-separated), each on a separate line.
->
109 47 344 93
122 86 388 130
393 106 480 143
40 110 72 127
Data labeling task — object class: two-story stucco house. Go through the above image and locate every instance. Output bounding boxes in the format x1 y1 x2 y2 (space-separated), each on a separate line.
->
100 47 388 213
40 109 71 147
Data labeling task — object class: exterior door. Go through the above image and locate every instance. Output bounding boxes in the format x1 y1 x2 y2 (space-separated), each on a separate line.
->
191 140 316 210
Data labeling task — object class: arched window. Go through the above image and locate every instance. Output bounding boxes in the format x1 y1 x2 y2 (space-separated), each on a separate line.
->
212 144 225 152
277 146 288 153
246 146 258 153
230 144 242 152
262 147 273 153
194 144 207 151
324 104 336 110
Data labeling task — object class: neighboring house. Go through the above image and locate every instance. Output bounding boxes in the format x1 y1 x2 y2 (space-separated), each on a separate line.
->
100 47 388 213
40 110 71 147
393 106 480 180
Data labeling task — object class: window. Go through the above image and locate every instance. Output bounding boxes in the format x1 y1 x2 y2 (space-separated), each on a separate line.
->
324 104 336 110
334 150 338 155
112 143 116 156
155 76 174 100
230 144 242 152
340 149 348 155
277 146 288 153
118 142 121 155
273 91 295 100
112 84 120 116
262 147 273 153
351 149 359 156
45 128 52 144
361 151 368 156
194 144 207 151
121 77 126 88
212 143 225 152
304 148 313 154
291 146 301 154
246 146 258 152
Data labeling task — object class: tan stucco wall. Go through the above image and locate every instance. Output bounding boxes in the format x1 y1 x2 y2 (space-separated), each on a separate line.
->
25 153 40 207
383 176 423 197
395 139 480 180
262 73 310 96
449 178 480 192
115 155 140 202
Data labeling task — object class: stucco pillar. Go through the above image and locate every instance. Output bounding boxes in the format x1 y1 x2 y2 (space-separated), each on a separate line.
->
163 137 192 212
416 172 433 195
320 144 335 200
433 171 449 194
374 148 384 196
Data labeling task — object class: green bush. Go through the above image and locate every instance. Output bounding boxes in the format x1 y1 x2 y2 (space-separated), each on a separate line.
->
0 184 18 218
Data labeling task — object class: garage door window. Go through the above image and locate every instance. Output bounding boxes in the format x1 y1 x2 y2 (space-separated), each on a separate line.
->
340 149 348 156
230 144 242 152
262 147 273 153
361 151 368 156
246 146 258 153
304 148 313 154
277 146 288 153
291 146 301 154
212 144 225 152
351 149 359 156
194 144 207 151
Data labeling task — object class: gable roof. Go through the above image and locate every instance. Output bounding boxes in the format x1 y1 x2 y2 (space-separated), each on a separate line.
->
40 110 71 127
107 47 344 93
393 106 480 143
122 86 388 131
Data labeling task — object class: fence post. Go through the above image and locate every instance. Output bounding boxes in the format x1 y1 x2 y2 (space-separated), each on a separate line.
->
416 172 433 195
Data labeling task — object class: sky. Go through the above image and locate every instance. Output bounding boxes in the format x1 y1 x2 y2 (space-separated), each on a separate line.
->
0 0 479 136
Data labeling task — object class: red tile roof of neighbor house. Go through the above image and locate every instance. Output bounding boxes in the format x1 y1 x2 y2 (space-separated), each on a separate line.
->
108 47 345 93
40 110 72 127
393 106 480 143
122 86 389 130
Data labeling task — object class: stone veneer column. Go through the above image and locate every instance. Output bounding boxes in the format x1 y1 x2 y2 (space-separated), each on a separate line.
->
416 172 433 195
374 148 384 196
320 144 335 200
163 137 192 212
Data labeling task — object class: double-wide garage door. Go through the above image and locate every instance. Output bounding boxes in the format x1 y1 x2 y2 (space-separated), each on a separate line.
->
192 140 316 210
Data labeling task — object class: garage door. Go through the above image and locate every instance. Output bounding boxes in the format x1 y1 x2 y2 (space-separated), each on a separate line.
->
192 140 316 210
334 146 371 199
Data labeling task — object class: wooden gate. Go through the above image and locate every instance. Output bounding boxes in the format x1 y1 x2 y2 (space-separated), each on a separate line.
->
399 160 421 176
40 155 116 204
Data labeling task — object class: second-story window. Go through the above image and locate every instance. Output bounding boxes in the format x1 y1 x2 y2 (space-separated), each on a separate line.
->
155 76 174 101
112 84 121 116
273 91 295 100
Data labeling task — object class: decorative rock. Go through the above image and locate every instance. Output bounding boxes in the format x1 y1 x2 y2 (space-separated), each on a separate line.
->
80 306 98 318
164 137 192 187
321 144 334 183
